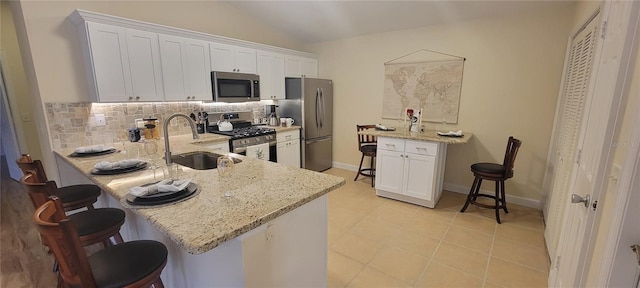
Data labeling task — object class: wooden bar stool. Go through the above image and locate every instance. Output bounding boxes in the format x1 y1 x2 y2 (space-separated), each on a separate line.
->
21 172 125 247
34 196 167 288
460 136 522 223
354 125 378 187
17 154 100 211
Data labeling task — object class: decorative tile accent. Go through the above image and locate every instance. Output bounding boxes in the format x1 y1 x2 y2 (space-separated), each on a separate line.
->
45 102 267 149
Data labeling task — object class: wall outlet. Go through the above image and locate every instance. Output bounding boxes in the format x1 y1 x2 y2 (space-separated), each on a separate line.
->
95 114 106 126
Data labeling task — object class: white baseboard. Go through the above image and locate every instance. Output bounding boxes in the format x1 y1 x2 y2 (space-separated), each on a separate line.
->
332 161 541 209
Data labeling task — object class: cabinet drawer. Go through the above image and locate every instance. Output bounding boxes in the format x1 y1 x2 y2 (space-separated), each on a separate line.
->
377 137 405 152
405 140 438 156
277 130 300 142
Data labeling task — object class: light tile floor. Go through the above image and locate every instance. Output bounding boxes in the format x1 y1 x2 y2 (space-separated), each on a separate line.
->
325 168 549 288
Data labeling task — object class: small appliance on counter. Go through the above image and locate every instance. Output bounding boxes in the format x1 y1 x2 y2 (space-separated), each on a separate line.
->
266 105 279 126
128 128 141 142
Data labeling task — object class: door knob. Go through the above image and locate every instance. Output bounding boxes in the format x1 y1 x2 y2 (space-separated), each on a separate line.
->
571 194 590 208
631 244 640 266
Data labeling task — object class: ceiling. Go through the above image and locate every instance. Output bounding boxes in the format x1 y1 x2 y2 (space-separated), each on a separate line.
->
226 1 575 43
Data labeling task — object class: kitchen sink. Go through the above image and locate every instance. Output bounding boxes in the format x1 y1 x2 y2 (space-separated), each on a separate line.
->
170 151 241 170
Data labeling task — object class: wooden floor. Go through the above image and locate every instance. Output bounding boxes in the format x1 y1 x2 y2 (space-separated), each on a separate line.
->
0 156 58 287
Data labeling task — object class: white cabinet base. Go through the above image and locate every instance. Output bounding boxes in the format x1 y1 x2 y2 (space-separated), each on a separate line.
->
376 189 443 209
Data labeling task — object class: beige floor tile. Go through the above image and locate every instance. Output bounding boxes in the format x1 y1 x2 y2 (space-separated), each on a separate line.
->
369 246 429 283
340 196 384 216
491 238 549 272
388 230 441 258
329 206 366 231
486 257 548 288
347 267 412 288
415 261 484 287
328 225 346 246
431 242 490 279
413 207 457 224
328 250 365 288
368 205 417 226
452 213 497 235
443 225 493 254
331 233 384 264
350 218 400 243
484 281 507 288
382 198 421 212
434 191 468 211
402 215 450 239
498 209 545 232
495 223 546 249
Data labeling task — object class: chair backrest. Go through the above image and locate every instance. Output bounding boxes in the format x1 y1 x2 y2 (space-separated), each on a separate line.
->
33 197 98 287
16 154 49 183
20 172 59 210
502 136 522 179
356 125 377 147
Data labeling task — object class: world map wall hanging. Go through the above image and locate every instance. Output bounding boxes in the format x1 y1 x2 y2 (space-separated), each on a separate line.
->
383 49 465 124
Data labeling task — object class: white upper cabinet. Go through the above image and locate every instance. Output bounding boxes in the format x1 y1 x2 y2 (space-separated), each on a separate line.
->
159 34 212 101
257 50 285 100
285 55 318 78
85 22 164 102
125 29 165 101
210 43 257 74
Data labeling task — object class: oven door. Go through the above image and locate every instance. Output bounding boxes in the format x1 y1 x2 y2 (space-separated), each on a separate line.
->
233 142 277 162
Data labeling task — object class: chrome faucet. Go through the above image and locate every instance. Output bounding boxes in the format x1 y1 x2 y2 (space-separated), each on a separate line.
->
163 113 200 165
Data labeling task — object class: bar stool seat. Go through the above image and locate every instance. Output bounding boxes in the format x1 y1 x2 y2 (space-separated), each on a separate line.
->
354 125 377 187
34 197 166 288
17 154 100 211
460 136 522 223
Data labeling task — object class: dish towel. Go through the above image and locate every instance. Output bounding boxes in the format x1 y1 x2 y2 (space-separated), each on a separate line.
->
75 145 114 153
94 159 143 171
129 179 192 197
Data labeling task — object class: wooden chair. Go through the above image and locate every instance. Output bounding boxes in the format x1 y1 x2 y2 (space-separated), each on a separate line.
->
460 136 522 223
33 197 167 288
354 125 378 187
16 154 100 211
21 172 125 247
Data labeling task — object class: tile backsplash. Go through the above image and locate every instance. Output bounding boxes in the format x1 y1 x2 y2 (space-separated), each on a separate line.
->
46 101 267 149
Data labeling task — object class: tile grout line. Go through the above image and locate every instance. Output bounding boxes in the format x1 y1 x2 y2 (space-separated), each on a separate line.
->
482 225 497 287
411 210 458 287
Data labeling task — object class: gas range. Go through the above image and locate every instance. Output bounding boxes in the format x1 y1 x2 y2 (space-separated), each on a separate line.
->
207 120 277 158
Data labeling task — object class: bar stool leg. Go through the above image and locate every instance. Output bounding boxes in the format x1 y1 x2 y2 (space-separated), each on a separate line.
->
500 180 509 213
354 153 366 181
495 181 502 224
369 155 375 187
461 177 480 212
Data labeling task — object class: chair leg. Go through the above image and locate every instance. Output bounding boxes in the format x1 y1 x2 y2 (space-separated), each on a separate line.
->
113 232 125 244
471 178 482 201
354 153 365 181
500 180 509 213
369 155 375 187
494 181 502 224
460 177 480 212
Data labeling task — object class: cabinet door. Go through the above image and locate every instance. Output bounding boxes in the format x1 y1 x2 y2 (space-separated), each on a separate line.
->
184 39 211 101
210 42 236 72
258 51 285 100
375 149 404 194
277 140 300 168
235 47 257 74
159 34 188 100
86 22 132 102
301 57 318 78
403 153 436 200
125 29 164 101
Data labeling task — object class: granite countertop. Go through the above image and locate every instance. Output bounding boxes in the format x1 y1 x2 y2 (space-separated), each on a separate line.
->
359 128 473 144
260 125 301 133
54 133 344 254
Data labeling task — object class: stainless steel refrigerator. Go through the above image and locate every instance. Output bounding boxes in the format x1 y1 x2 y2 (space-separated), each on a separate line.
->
279 77 333 172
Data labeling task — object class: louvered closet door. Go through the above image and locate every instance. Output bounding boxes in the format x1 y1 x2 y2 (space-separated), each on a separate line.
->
543 13 599 260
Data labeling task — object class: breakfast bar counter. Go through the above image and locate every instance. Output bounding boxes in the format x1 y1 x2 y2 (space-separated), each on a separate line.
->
53 134 345 287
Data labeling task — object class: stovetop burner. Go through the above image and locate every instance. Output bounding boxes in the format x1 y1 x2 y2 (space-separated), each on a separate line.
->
207 121 276 139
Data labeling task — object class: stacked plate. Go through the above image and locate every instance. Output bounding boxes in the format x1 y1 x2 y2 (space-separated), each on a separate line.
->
125 182 198 206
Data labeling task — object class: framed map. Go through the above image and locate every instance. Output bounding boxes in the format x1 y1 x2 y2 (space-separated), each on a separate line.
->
383 60 464 123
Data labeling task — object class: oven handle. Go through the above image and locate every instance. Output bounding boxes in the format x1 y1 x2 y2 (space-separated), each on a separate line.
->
232 140 277 154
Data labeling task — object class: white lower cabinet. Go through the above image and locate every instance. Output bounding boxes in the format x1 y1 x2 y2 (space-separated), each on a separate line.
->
277 130 301 168
375 137 445 208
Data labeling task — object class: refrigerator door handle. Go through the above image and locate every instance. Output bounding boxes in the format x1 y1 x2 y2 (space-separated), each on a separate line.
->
315 88 321 129
306 137 331 144
319 88 325 129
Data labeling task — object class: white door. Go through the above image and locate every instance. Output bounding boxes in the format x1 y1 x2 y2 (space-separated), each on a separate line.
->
403 153 435 200
374 149 404 194
125 29 164 101
234 47 257 74
552 1 638 286
87 22 132 102
159 34 188 100
210 42 236 72
184 39 211 101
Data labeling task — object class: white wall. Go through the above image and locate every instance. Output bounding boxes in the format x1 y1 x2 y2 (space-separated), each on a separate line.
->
306 5 576 202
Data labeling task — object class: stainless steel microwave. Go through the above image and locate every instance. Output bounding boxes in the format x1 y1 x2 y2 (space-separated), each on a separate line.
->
211 71 260 102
